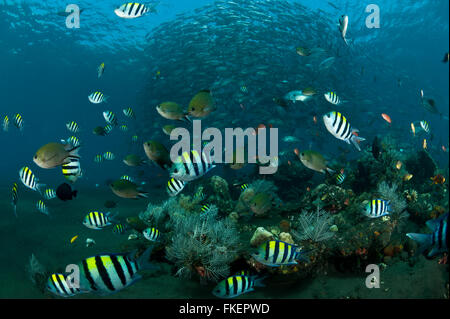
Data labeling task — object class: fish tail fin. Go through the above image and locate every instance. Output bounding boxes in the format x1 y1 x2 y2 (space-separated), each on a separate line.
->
252 276 267 288
406 233 432 255
13 205 17 218
182 115 192 123
68 145 81 158
107 211 119 223
385 201 392 212
326 167 335 174
138 191 148 198
296 249 313 263
36 183 46 195
350 131 365 151
136 245 159 272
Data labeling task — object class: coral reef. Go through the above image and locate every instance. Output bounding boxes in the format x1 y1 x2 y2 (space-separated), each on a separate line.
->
234 179 281 217
404 150 438 188
376 181 407 215
166 214 240 283
207 176 234 214
291 207 335 243
26 254 48 294
250 227 274 247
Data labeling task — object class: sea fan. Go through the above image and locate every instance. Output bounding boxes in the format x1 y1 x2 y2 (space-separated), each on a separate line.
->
376 181 407 214
292 207 335 242
166 214 239 282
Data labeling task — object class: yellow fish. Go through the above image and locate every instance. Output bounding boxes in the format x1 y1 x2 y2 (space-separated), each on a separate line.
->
187 89 216 118
403 174 413 181
423 139 427 150
70 235 78 244
98 62 105 78
410 122 415 136
395 161 402 170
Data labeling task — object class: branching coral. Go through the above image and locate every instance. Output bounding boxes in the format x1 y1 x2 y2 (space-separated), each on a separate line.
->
26 254 48 294
139 197 186 231
376 181 407 215
166 215 240 283
291 207 335 242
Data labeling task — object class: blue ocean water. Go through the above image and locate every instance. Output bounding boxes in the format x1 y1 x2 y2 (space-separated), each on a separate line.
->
0 0 448 299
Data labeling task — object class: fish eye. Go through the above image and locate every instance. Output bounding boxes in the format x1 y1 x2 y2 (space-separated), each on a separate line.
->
301 153 304 156
34 155 37 159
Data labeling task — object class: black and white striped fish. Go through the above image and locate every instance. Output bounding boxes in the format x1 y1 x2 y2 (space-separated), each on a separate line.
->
252 240 309 267
44 188 57 200
120 175 134 182
166 178 185 197
420 120 430 133
83 211 116 229
104 124 113 135
62 157 82 183
114 3 154 19
76 247 155 295
47 273 82 298
103 111 118 126
13 113 24 131
36 200 50 216
200 204 215 218
103 152 115 160
94 154 104 163
3 115 9 132
407 213 448 257
142 227 161 242
62 136 81 148
119 125 128 132
66 121 80 133
323 111 365 151
324 91 345 105
19 166 45 194
336 171 346 185
123 107 135 118
170 150 215 182
363 199 391 218
212 275 265 299
11 182 18 217
88 91 107 104
112 224 127 235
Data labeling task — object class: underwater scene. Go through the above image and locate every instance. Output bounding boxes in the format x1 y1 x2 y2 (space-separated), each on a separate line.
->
0 0 448 300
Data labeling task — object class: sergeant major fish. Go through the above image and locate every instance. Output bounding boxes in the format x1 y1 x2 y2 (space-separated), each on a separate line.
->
114 2 156 18
363 199 391 218
323 111 366 151
88 91 108 104
170 150 215 182
47 273 82 298
83 211 117 230
212 275 265 299
74 247 157 296
19 166 45 194
167 177 186 197
407 213 448 258
252 240 309 267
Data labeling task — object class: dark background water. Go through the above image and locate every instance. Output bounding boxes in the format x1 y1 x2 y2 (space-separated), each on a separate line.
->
0 0 448 298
